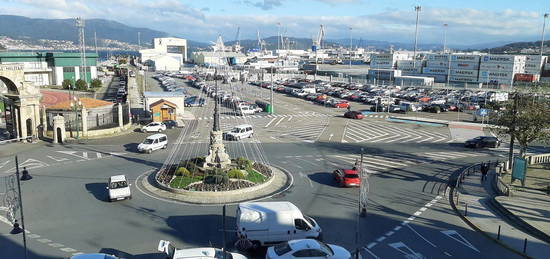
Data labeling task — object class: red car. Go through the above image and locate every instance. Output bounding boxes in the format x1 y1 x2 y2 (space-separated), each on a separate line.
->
333 169 360 187
344 111 364 119
333 101 349 108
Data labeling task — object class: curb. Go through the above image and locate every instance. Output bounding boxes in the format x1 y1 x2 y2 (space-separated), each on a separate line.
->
448 165 531 258
448 185 531 259
487 196 550 244
139 165 294 206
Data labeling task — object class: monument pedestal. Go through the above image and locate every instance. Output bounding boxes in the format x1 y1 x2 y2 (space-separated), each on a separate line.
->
204 130 231 169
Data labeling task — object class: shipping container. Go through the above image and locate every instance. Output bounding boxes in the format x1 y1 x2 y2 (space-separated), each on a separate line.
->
481 55 526 64
479 70 516 78
426 54 450 61
449 76 479 83
422 67 448 75
513 73 536 82
479 63 521 71
426 61 449 68
451 62 479 70
451 54 481 62
451 69 479 77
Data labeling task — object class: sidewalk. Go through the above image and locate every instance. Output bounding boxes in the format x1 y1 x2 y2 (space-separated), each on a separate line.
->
452 168 550 258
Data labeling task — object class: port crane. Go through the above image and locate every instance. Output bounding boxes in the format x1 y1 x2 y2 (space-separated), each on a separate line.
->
312 24 325 64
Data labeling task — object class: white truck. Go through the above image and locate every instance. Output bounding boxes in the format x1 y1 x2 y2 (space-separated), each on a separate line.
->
236 201 322 247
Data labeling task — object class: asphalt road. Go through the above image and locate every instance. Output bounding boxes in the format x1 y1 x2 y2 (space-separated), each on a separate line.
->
0 75 538 259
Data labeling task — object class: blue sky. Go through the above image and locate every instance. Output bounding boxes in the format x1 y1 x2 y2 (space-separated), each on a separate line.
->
2 0 549 46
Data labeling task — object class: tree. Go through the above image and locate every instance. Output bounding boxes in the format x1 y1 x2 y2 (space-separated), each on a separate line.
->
90 79 102 88
491 89 550 158
62 79 74 89
75 79 87 90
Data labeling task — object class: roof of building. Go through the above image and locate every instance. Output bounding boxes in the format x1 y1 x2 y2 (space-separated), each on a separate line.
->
195 51 247 58
144 91 185 97
0 51 98 58
47 97 114 110
150 99 177 108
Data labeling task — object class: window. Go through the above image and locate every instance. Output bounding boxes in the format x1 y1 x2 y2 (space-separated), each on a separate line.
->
273 242 292 256
110 181 128 189
160 136 167 142
294 219 309 230
292 250 311 257
309 249 328 257
63 67 75 73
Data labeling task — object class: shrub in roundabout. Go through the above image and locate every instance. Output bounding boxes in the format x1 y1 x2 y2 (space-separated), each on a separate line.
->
228 168 245 179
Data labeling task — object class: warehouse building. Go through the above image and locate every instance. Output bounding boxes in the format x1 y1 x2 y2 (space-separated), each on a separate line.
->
0 52 98 87
191 51 248 66
139 37 187 71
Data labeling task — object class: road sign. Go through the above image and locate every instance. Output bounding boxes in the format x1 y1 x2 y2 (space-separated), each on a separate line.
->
478 109 488 116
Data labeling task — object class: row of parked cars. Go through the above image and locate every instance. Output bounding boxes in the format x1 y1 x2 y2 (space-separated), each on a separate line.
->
249 78 509 116
152 73 187 93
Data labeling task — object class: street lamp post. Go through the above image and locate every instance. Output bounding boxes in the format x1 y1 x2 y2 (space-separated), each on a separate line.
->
349 27 353 69
70 97 82 139
443 23 448 54
413 6 421 69
540 13 549 77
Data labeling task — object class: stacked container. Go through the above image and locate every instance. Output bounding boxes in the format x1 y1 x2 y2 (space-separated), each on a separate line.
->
479 55 526 85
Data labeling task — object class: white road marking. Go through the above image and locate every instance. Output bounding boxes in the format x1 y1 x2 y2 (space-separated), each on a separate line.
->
441 230 480 252
393 226 402 231
419 207 428 211
385 231 395 236
376 236 386 242
37 238 52 243
0 160 10 169
60 247 78 253
49 243 64 248
363 247 381 259
274 117 285 127
46 155 69 162
389 242 425 258
405 224 437 247
328 133 334 141
413 211 422 216
367 242 377 249
264 117 277 128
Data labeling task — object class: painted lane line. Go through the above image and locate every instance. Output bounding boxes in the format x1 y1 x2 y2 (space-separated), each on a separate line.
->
37 238 52 243
49 243 65 248
405 224 437 248
393 226 402 231
274 117 285 127
376 236 386 242
367 242 377 249
27 234 40 238
363 248 381 259
60 247 78 253
413 211 422 216
385 231 395 236
425 203 433 207
407 216 416 221
264 117 277 128
419 207 428 212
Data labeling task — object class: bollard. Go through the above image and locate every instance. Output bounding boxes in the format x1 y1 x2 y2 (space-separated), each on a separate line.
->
523 238 527 253
456 192 459 205
10 220 23 234
547 185 550 195
497 225 501 240
464 203 468 216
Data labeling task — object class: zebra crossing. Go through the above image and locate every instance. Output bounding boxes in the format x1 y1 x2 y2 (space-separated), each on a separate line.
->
284 151 480 174
0 151 127 174
267 115 330 143
343 120 451 143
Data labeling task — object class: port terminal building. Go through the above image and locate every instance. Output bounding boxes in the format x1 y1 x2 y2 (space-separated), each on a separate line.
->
0 52 98 87
139 37 187 71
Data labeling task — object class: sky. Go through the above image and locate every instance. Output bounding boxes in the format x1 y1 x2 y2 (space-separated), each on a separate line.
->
2 0 550 46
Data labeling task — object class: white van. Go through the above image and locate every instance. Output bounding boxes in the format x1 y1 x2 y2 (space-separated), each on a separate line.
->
137 134 168 153
223 125 253 141
236 106 255 116
107 175 131 202
236 201 322 246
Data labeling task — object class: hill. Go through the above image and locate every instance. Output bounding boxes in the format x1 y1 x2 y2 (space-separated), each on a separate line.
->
481 40 550 54
0 15 168 47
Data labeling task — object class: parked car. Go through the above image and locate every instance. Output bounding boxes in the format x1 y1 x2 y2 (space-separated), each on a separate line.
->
106 175 131 202
162 120 182 129
333 169 360 187
333 101 349 109
344 111 364 120
137 133 168 153
236 106 256 116
464 136 501 148
141 122 167 132
158 240 247 259
265 239 351 259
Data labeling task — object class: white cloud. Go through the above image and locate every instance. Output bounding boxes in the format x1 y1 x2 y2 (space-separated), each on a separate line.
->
2 1 547 45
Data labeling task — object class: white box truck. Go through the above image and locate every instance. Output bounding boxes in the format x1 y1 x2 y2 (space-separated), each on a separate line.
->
236 201 322 246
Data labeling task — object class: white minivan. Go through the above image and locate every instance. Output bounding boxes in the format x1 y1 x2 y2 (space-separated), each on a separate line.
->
223 125 253 141
107 175 131 202
137 134 168 153
236 201 322 246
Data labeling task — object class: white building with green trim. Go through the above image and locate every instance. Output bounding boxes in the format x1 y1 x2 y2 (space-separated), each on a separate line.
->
0 51 98 87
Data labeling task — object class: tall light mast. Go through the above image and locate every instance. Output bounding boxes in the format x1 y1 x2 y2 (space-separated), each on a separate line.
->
413 6 421 69
76 17 88 87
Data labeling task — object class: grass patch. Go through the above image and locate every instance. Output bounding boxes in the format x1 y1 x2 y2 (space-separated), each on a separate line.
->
170 175 204 189
246 169 266 184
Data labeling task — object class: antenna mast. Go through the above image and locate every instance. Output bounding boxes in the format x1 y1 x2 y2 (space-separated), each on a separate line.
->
76 17 88 87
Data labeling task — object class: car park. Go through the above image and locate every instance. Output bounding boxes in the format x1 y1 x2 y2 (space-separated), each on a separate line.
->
265 239 351 259
106 175 131 202
141 122 167 132
464 136 501 148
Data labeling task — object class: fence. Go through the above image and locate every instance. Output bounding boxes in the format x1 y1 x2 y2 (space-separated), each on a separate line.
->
527 153 550 165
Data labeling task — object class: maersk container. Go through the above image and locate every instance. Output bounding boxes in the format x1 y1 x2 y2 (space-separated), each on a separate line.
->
451 69 479 77
426 54 450 61
451 62 479 70
481 55 526 64
422 67 448 75
451 54 480 62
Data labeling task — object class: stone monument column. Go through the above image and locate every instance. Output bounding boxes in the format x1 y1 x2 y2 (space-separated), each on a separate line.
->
118 103 123 129
81 107 88 137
